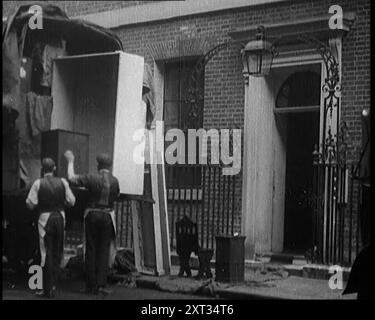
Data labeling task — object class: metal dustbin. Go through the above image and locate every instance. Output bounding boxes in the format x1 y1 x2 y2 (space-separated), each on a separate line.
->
215 235 246 283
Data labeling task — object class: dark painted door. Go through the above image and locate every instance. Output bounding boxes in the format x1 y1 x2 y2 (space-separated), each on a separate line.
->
283 111 319 252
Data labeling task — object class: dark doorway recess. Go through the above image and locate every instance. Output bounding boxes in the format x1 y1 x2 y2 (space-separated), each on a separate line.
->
283 111 319 252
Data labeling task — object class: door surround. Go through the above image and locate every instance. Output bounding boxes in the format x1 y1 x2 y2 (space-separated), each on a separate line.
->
270 57 324 253
241 49 327 258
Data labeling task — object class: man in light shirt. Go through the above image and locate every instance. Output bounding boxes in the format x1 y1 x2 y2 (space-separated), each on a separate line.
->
26 158 76 298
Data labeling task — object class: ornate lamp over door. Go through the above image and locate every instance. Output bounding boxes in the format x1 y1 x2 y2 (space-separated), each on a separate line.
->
241 26 275 82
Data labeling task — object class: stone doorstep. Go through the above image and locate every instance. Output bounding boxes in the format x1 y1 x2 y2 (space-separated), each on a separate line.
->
169 252 351 281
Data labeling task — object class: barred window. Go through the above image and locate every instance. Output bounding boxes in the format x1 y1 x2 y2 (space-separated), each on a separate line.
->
163 58 204 190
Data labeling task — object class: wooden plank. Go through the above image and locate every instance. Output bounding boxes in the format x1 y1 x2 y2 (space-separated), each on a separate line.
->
131 200 143 272
152 62 171 275
54 51 120 61
140 162 157 271
150 156 165 275
157 161 171 274
148 128 171 275
130 61 171 275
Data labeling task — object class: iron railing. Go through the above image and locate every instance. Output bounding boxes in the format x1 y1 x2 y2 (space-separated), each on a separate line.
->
311 160 363 266
166 164 241 250
114 198 133 248
65 162 363 268
65 164 241 252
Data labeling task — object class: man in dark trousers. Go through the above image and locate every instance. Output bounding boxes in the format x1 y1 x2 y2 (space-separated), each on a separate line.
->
343 109 374 300
64 150 120 295
26 158 76 298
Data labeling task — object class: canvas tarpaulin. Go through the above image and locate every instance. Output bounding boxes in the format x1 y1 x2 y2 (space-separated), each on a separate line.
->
143 63 156 129
2 4 123 191
3 4 123 123
3 3 156 131
3 3 156 191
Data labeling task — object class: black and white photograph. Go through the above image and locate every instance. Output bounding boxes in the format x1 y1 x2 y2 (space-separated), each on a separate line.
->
2 0 373 305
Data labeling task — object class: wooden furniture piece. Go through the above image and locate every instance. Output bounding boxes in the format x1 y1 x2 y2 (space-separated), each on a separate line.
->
51 51 145 195
197 248 214 279
41 129 89 179
175 215 199 277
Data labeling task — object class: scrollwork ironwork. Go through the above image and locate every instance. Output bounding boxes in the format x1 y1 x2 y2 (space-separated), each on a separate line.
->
185 41 240 129
184 28 346 174
186 33 341 157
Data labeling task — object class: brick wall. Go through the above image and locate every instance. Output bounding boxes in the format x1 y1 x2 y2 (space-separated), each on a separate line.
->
3 1 370 257
107 0 368 163
3 0 369 163
340 0 371 162
107 1 369 239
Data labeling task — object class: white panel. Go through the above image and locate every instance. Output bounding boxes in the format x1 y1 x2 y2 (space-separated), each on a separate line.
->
113 52 145 195
51 61 75 130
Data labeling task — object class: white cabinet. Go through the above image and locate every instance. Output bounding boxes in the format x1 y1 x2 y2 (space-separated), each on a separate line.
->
51 51 145 195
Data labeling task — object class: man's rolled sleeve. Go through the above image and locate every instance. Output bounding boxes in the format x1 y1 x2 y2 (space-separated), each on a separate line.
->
69 174 90 189
26 180 40 210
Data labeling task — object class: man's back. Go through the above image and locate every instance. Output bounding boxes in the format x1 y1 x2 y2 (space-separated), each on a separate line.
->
38 176 66 212
26 174 75 213
71 170 120 209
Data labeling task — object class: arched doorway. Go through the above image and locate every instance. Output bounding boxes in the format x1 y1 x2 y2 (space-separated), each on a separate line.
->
274 68 321 253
